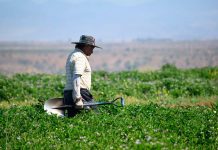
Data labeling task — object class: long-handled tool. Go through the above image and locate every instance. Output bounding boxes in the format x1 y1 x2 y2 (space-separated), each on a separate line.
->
44 97 125 116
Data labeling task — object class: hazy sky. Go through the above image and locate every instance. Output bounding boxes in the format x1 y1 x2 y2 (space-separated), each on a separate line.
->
0 0 218 42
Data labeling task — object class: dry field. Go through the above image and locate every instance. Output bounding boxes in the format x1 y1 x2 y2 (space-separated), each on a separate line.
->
0 40 218 74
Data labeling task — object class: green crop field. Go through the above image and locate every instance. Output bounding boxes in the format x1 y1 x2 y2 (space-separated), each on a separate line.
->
0 65 218 149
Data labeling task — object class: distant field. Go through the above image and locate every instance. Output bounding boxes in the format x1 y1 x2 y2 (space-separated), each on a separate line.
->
0 40 218 74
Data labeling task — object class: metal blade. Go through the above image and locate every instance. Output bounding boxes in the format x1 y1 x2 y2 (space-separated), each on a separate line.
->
44 98 65 117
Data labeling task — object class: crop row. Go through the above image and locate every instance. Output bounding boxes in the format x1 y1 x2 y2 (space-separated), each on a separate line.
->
1 104 218 149
0 65 217 103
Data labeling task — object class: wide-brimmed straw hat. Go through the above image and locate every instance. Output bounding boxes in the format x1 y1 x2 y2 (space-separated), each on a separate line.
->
71 35 102 49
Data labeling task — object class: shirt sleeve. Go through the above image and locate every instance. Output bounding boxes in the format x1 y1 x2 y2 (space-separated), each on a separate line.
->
72 74 81 100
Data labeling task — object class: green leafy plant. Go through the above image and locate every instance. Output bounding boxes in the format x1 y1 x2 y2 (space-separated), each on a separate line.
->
0 66 218 149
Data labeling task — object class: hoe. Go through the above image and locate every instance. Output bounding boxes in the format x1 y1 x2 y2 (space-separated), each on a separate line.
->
44 97 125 117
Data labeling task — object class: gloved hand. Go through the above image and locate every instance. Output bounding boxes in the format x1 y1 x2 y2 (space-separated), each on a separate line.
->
75 97 83 109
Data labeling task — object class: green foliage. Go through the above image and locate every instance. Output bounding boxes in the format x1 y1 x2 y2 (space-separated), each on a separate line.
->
0 66 218 102
0 74 65 102
93 66 218 99
0 66 218 148
0 104 218 149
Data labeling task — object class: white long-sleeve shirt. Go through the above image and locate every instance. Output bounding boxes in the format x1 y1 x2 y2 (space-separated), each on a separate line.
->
64 48 92 99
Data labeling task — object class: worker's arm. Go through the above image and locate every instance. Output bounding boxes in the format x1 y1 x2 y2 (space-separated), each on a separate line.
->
72 56 85 108
72 74 82 101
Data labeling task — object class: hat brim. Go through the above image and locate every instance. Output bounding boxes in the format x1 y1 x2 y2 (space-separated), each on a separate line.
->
71 42 102 49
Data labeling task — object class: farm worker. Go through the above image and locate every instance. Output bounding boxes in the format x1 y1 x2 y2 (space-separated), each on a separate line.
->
63 35 102 117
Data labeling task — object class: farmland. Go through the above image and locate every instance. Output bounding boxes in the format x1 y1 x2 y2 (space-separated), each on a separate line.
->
0 65 218 149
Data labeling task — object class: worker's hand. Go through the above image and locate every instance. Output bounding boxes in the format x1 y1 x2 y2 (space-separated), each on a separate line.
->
75 97 83 109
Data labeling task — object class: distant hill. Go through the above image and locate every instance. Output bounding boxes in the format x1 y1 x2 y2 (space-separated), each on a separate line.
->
0 40 218 74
